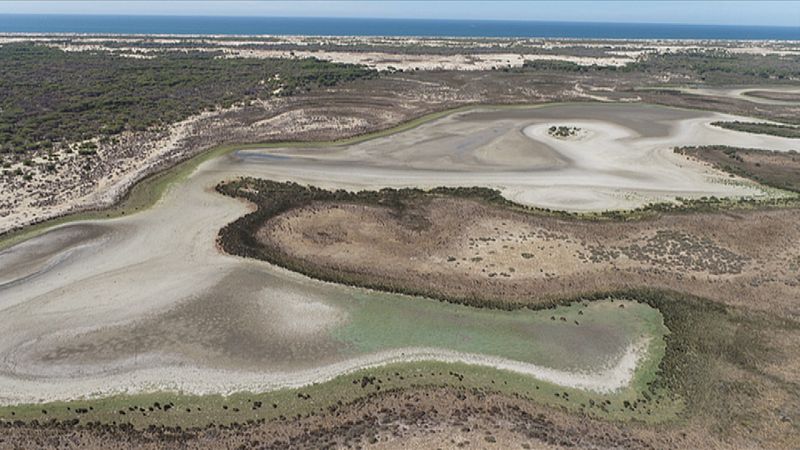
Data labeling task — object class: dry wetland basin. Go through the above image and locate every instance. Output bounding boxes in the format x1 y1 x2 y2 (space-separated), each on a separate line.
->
2 100 800 448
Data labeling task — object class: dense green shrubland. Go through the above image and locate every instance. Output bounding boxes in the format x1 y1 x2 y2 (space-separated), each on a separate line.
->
0 43 375 154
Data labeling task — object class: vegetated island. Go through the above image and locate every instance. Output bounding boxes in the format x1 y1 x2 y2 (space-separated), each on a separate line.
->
548 125 582 138
212 175 798 448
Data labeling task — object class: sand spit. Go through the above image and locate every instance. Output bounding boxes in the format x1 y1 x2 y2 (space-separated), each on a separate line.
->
661 86 800 106
0 339 649 406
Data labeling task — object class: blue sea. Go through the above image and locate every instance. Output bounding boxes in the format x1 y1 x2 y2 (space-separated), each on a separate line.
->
0 15 797 40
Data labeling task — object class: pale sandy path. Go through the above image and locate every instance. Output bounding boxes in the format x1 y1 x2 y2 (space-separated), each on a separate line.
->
0 340 648 405
0 103 797 405
667 85 800 106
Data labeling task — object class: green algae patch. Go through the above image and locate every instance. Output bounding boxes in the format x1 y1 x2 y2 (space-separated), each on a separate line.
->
333 296 664 374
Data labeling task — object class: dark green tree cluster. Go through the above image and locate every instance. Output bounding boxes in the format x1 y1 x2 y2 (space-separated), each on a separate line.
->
711 121 800 139
0 43 376 154
522 50 800 84
623 50 800 83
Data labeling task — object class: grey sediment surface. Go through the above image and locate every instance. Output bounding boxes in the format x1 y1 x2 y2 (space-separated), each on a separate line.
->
1 103 797 404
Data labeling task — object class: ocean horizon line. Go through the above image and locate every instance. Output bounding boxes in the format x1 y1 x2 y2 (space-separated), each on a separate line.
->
0 13 797 29
0 14 797 40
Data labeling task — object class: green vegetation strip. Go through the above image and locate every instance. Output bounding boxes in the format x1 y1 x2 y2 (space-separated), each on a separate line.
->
711 121 800 138
525 50 800 87
0 359 675 430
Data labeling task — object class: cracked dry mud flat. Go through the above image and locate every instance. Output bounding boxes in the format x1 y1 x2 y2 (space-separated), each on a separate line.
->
1 103 798 405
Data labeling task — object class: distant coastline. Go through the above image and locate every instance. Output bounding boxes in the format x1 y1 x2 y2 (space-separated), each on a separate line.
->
0 14 797 40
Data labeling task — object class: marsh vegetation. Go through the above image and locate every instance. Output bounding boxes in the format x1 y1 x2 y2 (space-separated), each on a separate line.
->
711 121 800 138
676 145 800 193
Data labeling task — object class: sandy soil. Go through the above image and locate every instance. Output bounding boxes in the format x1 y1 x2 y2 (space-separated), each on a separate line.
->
260 192 800 315
6 35 798 71
0 106 235 235
0 103 795 406
18 38 634 70
0 341 648 405
225 49 635 70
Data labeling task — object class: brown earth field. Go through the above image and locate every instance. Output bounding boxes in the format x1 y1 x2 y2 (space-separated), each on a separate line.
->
261 197 800 312
221 179 800 317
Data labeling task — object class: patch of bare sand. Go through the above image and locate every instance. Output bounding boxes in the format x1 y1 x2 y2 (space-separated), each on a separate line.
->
238 104 798 212
0 105 237 235
0 224 109 287
256 287 347 336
